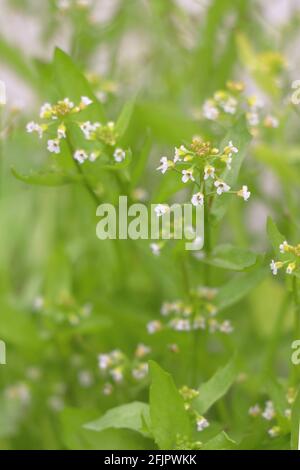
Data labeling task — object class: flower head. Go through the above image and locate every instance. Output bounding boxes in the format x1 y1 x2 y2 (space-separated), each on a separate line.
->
113 148 126 163
214 180 231 195
47 139 60 154
204 165 215 180
196 417 209 432
191 192 204 207
157 156 173 174
237 185 251 201
74 149 88 164
270 260 283 275
182 169 195 183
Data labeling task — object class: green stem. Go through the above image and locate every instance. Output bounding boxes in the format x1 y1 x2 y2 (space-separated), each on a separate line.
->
203 183 211 286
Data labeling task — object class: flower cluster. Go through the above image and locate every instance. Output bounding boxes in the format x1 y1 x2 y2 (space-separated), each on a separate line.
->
249 387 296 439
26 97 127 166
179 385 210 434
156 136 250 209
98 344 151 395
201 80 279 132
270 240 300 276
147 288 233 336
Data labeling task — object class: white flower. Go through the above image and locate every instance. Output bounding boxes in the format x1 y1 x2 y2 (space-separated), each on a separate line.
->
135 343 151 358
89 152 98 162
147 320 162 334
98 354 111 370
171 319 191 331
57 124 66 139
26 121 44 138
225 140 238 156
154 204 169 217
63 97 74 109
262 401 275 421
222 97 237 114
132 363 148 380
78 370 93 388
196 417 209 432
181 169 195 183
157 156 169 174
48 396 64 412
237 185 251 201
246 111 259 127
80 121 96 139
264 115 279 128
219 320 234 334
268 426 280 438
113 148 126 162
103 383 113 396
150 243 161 256
74 149 88 164
174 145 188 162
47 139 60 154
80 96 93 107
191 192 204 206
248 404 261 417
214 180 231 195
286 262 296 275
40 102 52 119
110 368 123 383
279 240 288 254
204 165 215 180
270 260 283 275
203 100 219 120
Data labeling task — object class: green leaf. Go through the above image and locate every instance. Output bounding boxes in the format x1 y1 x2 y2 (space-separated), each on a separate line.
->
116 98 136 140
211 117 251 223
291 388 300 450
53 48 106 122
11 167 82 186
85 402 151 438
267 217 289 262
214 263 268 310
201 431 236 450
193 355 238 415
203 244 257 271
149 361 192 449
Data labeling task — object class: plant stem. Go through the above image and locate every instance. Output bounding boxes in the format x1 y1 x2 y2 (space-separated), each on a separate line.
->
292 276 300 384
203 183 211 286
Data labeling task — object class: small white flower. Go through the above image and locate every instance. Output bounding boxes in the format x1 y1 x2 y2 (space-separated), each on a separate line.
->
110 367 123 383
270 260 282 276
26 121 44 138
63 97 74 109
78 370 93 388
147 320 162 334
157 156 169 174
248 404 261 417
262 400 275 421
237 185 251 201
98 354 111 370
286 262 296 275
48 396 64 412
150 243 161 256
268 426 280 438
154 204 169 217
132 363 148 380
264 115 279 128
203 100 219 120
174 145 188 162
226 140 238 156
114 148 126 162
171 319 191 331
80 121 95 139
246 111 259 127
279 240 288 254
222 97 237 114
74 149 88 164
47 139 60 154
40 102 52 119
103 383 113 396
57 124 66 139
89 152 98 162
181 169 195 183
204 165 215 180
214 180 231 195
135 343 151 358
191 192 204 206
80 96 93 107
196 417 209 432
219 320 234 334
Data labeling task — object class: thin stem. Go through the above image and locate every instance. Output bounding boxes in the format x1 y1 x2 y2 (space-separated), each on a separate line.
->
292 276 300 384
